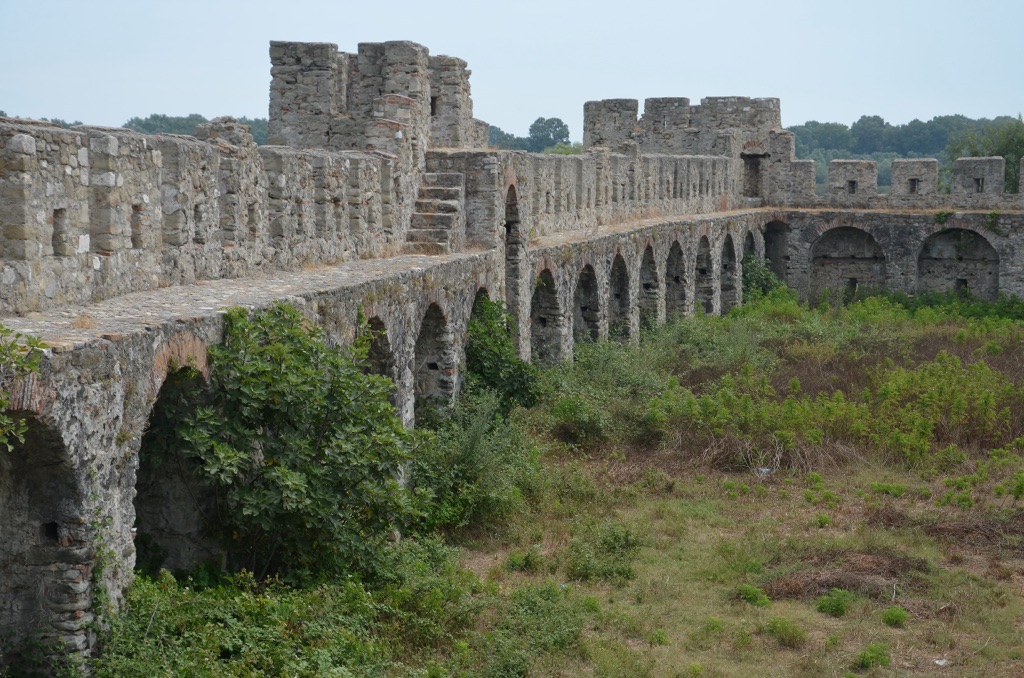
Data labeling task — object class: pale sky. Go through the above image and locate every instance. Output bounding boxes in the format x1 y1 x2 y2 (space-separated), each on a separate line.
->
2 0 1020 139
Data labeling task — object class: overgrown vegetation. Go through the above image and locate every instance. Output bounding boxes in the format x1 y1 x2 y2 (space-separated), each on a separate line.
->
87 288 1024 676
0 325 45 451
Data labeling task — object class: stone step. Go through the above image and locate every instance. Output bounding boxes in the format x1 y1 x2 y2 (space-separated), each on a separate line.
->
419 185 462 201
414 198 461 214
405 228 453 243
421 172 464 188
410 212 457 230
403 241 451 255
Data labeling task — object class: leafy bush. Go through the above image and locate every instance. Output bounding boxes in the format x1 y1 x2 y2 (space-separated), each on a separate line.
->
763 617 807 648
881 605 909 628
0 324 45 451
410 390 540 532
168 303 416 581
816 588 858 617
853 642 891 669
563 520 642 583
734 584 770 607
465 295 542 413
742 254 786 301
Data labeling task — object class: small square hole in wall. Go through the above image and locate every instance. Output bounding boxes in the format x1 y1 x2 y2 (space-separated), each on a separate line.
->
847 180 858 195
975 177 985 193
909 178 920 194
41 522 59 543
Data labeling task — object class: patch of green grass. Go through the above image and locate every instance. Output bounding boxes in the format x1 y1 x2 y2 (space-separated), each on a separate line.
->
816 588 858 617
763 617 807 649
881 605 909 628
852 642 891 669
734 583 770 607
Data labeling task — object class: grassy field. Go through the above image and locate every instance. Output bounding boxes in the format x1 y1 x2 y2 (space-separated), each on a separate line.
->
78 286 1024 678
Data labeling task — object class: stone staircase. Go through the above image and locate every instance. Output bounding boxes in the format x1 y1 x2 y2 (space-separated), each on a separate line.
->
404 172 466 255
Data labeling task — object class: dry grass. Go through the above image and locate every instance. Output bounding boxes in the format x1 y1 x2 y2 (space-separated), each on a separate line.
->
70 313 96 329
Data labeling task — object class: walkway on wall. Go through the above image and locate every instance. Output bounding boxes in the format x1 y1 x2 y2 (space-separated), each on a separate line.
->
0 252 488 347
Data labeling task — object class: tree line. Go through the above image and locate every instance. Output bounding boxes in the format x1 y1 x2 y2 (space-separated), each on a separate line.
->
787 114 1024 190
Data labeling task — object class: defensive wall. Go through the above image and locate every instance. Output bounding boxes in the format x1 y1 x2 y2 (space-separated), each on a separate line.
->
2 38 1024 665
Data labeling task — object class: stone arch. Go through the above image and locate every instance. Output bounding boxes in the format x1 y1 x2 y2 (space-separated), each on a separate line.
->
573 264 600 344
763 221 790 282
503 186 525 313
809 226 887 303
916 228 999 301
743 231 756 258
665 240 689 319
530 269 563 364
134 367 218 576
608 253 631 340
638 245 660 330
720 234 740 313
0 416 89 664
413 303 456 420
695 235 715 314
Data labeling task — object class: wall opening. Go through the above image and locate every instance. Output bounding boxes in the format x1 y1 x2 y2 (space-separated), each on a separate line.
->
695 236 715 315
51 208 72 256
193 204 205 244
530 269 562 364
638 246 660 330
503 186 523 314
134 368 218 577
909 178 920 194
975 177 985 193
430 96 439 117
130 205 144 249
743 231 756 258
847 180 858 195
763 221 790 282
608 254 630 341
809 227 887 304
0 416 88 666
916 228 999 301
573 265 600 345
720 234 739 313
414 303 456 422
665 241 688 319
741 154 765 198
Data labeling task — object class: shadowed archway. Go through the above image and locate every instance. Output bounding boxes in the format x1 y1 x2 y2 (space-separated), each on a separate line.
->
917 229 999 301
608 254 631 341
695 236 714 314
530 269 563 364
573 265 600 344
809 227 887 304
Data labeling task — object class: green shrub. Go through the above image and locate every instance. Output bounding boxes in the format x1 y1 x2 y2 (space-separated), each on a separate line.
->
764 617 807 648
410 390 540 532
870 482 906 497
734 583 770 607
853 642 891 669
563 520 642 583
881 605 909 628
465 295 542 413
742 254 786 301
166 303 415 581
0 324 46 451
817 588 858 617
506 545 545 573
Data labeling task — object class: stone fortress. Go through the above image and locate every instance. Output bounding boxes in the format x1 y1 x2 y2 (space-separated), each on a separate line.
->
1 38 1023 663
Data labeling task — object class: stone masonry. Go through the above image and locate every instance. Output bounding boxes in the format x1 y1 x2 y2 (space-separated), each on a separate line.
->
2 38 1024 667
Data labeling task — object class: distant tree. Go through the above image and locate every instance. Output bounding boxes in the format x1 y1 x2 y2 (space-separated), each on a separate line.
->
488 125 527 150
947 115 1024 193
124 113 210 136
543 142 584 155
850 115 891 154
526 117 570 153
0 110 6 117
236 116 268 145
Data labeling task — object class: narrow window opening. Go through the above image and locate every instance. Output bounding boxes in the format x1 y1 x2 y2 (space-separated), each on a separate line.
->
908 178 920 194
52 207 69 256
427 362 439 371
193 204 205 244
955 278 969 294
847 180 858 195
430 96 439 116
41 522 59 543
975 177 985 193
130 204 144 249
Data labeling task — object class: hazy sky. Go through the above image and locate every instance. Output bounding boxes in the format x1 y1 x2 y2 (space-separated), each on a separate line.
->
3 0 1020 139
